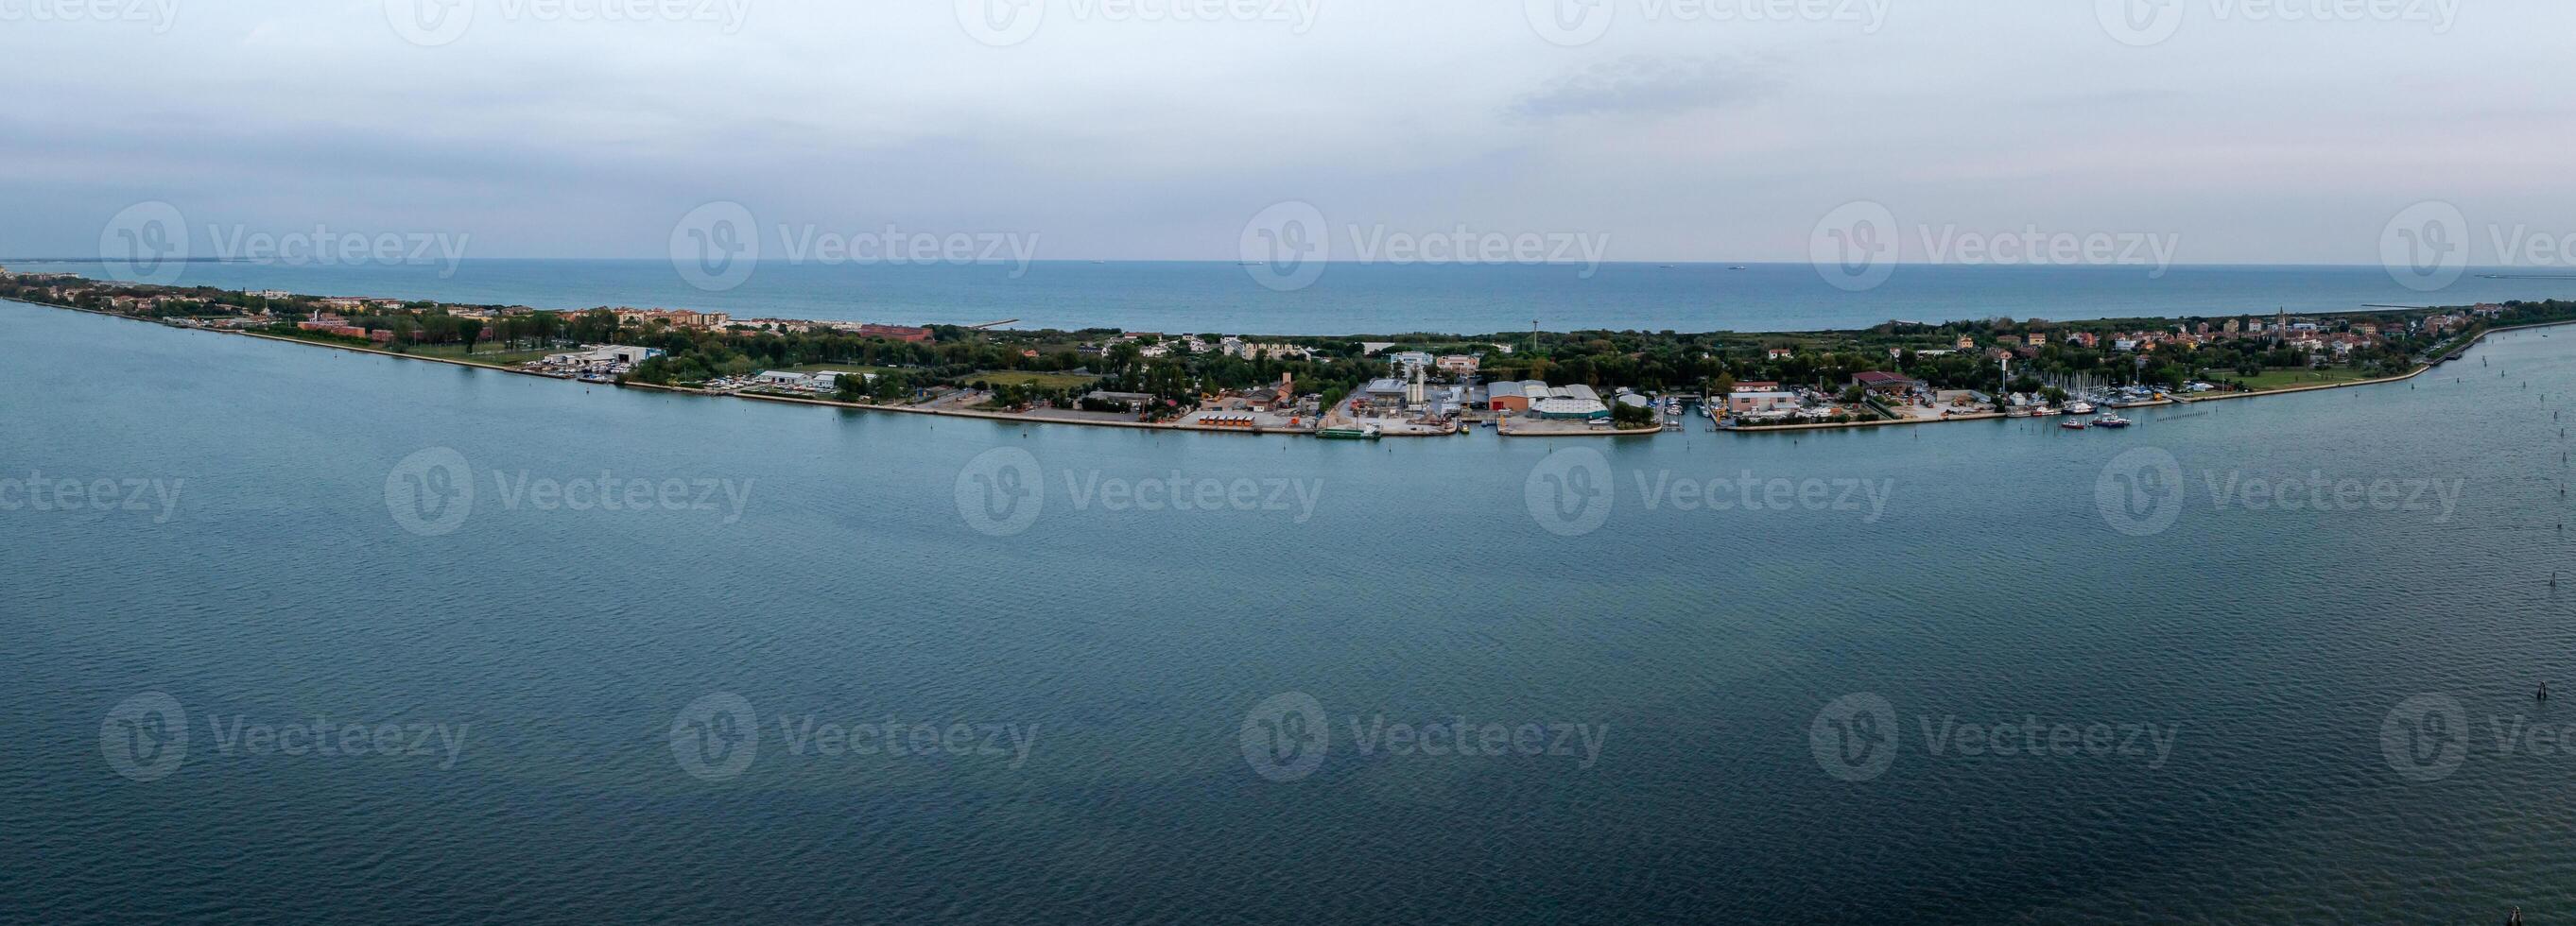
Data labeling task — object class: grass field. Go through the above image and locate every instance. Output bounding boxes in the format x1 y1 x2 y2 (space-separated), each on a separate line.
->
405 344 559 366
784 363 906 377
963 369 1100 389
2233 367 2382 391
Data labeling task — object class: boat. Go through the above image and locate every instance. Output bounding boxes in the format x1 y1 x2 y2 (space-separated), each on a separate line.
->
2094 415 2134 429
1317 425 1381 440
2065 401 2095 415
2061 420 2089 430
1727 266 1749 271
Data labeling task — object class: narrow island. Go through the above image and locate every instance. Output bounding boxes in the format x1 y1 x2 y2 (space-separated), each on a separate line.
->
6 266 2565 440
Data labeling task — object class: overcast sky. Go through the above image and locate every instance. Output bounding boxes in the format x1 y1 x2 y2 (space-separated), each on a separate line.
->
3 0 2566 264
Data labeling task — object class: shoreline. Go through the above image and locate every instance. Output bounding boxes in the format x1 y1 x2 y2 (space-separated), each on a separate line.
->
9 295 2567 441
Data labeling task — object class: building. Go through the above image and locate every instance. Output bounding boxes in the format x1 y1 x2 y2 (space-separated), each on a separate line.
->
1729 390 1802 415
756 370 814 388
1532 394 1611 420
1851 371 1919 395
1436 355 1480 376
1487 380 1530 413
1083 390 1160 411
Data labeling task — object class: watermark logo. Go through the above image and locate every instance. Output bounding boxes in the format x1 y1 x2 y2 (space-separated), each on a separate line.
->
671 200 760 292
2096 0 2460 46
1526 456 1895 538
203 224 472 277
1810 693 1898 782
1525 447 1614 538
2380 693 2468 783
386 0 752 46
99 201 188 286
1239 693 1605 782
386 0 475 45
670 692 759 781
1809 200 1898 292
1810 694 2180 782
0 472 184 523
957 0 1319 46
386 447 476 537
384 447 753 537
2096 0 2184 46
953 449 1322 536
1240 692 1330 782
957 0 1045 44
1 0 180 31
100 692 188 781
1525 0 1887 45
2381 199 2468 292
2096 447 2464 537
956 447 1046 537
1524 0 1613 45
1240 201 1331 293
1238 201 1609 293
2096 447 2185 537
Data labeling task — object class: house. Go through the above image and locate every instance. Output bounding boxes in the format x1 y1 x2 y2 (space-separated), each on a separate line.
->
1728 390 1802 415
1851 371 1919 395
1082 390 1160 411
1766 348 1794 360
1436 355 1480 376
1955 335 1977 350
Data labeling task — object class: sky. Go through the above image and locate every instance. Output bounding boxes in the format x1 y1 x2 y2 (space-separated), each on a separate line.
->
2 0 2568 266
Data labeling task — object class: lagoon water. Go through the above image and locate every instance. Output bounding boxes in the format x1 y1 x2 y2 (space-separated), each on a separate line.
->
9 298 2576 923
15 258 2576 334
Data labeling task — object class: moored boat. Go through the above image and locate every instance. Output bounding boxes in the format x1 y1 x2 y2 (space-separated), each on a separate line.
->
1317 425 1382 440
2061 419 2089 430
2094 415 2134 429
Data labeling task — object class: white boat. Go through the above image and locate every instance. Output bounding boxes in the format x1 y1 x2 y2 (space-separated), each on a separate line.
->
2065 401 2095 415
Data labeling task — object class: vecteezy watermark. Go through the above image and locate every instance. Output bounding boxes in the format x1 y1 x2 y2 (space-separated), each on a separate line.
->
100 692 187 781
1238 692 1607 782
98 201 187 285
101 692 469 781
0 0 179 31
0 472 183 523
2379 199 2576 293
668 692 1039 782
2096 0 2462 47
955 0 1322 47
1809 200 2179 292
952 446 1323 537
385 0 752 47
1238 200 1610 293
1523 0 1890 47
2096 447 2464 537
2381 199 2468 292
97 201 472 283
2377 694 2576 783
384 447 753 538
1525 447 1894 539
667 201 1043 292
1810 693 2180 783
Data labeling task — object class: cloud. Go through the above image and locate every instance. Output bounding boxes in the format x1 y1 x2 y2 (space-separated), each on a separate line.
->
1510 56 1778 121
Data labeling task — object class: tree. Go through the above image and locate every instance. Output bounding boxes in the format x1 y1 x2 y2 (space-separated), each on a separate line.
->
457 318 484 354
